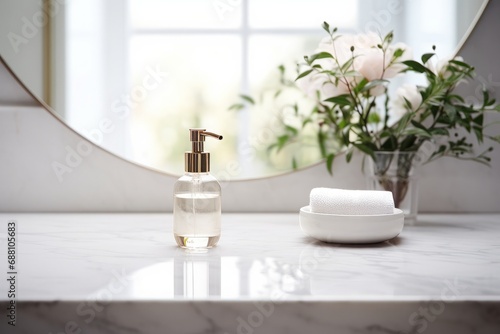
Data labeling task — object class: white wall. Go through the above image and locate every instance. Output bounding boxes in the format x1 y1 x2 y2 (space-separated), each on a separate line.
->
0 0 46 101
0 1 499 213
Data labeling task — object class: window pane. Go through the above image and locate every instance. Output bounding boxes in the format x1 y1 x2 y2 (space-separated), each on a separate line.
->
129 35 242 175
130 0 242 30
249 0 359 29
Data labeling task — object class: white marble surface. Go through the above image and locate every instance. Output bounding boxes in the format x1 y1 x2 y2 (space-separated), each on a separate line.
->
1 213 500 333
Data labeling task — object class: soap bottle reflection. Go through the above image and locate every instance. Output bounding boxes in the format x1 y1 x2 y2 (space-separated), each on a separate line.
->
174 249 221 298
124 254 315 299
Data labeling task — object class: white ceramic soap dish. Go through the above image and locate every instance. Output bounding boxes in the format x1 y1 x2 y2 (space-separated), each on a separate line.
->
299 206 404 244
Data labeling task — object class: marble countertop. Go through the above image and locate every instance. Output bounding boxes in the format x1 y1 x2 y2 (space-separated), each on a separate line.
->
1 213 500 333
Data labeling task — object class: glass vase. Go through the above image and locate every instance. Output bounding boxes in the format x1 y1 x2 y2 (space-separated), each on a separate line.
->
364 151 420 224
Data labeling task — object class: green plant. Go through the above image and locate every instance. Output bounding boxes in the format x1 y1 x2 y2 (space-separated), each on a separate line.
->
234 22 500 177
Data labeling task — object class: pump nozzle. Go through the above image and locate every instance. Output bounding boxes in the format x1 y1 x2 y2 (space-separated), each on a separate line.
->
189 129 222 141
201 131 223 140
185 128 223 172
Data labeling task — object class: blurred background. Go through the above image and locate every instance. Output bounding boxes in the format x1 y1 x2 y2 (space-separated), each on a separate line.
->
0 0 486 178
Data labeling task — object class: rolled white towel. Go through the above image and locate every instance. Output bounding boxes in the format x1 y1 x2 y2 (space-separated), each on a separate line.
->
310 188 394 215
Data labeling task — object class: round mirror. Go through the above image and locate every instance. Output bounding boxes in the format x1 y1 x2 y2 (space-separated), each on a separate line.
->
0 0 488 179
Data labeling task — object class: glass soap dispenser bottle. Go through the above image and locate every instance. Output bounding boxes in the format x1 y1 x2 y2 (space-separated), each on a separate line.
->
173 128 223 249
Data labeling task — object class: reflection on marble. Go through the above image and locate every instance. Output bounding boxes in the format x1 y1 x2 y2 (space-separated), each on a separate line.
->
0 213 500 333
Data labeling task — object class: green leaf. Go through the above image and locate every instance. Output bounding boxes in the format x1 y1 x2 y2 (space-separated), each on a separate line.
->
285 125 298 136
395 112 413 135
449 94 465 104
430 128 449 136
317 131 327 158
324 94 352 106
379 130 392 138
322 21 330 34
485 97 496 107
337 118 348 129
346 148 354 163
228 103 245 111
411 120 429 132
393 48 404 58
444 105 457 122
267 143 277 152
488 135 500 143
469 157 491 167
341 70 359 77
340 58 355 72
400 135 417 151
353 143 375 159
381 135 398 150
353 78 368 94
240 94 255 105
326 153 335 175
292 157 298 170
403 60 435 77
403 60 428 73
295 69 314 81
368 112 381 123
403 97 413 111
276 135 289 152
309 52 334 63
473 114 484 126
482 90 490 108
360 79 388 93
431 145 447 160
421 53 435 64
449 59 472 69
473 126 484 143
402 128 432 138
278 64 285 75
383 31 394 44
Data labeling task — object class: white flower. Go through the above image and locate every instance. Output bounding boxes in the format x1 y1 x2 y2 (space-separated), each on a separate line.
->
297 32 412 100
356 42 412 82
389 84 422 122
384 42 413 77
427 56 464 78
296 72 350 99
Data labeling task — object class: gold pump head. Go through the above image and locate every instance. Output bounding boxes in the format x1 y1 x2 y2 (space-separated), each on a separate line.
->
185 128 223 173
